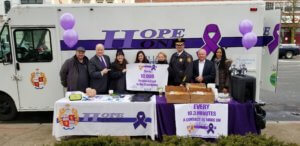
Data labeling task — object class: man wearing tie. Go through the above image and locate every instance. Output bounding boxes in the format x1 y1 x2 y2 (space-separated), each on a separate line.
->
193 49 216 84
89 44 111 94
168 37 193 86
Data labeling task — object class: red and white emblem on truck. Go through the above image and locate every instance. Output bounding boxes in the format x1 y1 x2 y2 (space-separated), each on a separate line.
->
30 68 47 89
57 104 79 130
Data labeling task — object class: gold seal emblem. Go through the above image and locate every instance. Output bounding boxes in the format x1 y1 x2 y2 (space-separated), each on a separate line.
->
58 104 79 130
187 123 195 134
138 64 144 70
30 68 47 89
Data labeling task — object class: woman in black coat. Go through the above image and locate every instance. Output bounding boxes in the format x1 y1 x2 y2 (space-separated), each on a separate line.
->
110 50 128 94
211 47 232 93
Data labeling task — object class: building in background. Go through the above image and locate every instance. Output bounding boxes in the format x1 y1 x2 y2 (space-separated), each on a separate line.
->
265 0 300 44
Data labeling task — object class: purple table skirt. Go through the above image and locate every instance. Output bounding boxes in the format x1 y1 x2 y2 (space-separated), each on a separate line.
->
156 96 258 139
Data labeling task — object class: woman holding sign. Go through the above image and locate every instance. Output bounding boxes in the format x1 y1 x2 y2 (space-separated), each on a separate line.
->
110 50 128 94
135 51 150 63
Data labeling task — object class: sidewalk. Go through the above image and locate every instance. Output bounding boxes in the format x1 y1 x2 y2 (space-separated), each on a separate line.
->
262 121 300 145
0 121 299 146
0 123 55 146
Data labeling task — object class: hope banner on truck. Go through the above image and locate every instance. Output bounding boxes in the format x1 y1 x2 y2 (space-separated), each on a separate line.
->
126 64 168 92
175 104 228 138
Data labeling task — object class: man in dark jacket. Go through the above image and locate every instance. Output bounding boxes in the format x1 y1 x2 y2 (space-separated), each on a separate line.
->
60 47 89 92
89 44 111 94
193 49 216 84
168 38 193 86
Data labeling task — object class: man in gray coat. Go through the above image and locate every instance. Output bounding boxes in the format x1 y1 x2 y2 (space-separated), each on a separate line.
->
60 47 89 92
89 44 111 94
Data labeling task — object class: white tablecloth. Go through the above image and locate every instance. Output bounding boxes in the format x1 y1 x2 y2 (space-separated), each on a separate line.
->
52 95 157 140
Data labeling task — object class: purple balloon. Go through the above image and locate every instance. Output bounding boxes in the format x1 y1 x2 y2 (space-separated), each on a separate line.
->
239 19 253 35
242 32 257 49
60 13 75 30
63 29 78 48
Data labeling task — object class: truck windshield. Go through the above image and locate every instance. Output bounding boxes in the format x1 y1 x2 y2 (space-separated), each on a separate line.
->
0 24 12 63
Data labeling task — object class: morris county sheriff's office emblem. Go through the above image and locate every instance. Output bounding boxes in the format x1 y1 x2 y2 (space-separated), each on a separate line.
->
57 104 79 130
30 68 47 89
187 123 195 134
138 64 144 70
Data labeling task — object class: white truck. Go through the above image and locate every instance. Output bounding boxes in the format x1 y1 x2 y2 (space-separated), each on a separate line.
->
0 1 280 120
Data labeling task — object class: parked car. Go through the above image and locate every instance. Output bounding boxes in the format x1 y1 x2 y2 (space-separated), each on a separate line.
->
279 44 300 59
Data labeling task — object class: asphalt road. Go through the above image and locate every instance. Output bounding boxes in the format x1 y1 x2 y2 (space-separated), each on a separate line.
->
260 55 300 121
1 56 300 123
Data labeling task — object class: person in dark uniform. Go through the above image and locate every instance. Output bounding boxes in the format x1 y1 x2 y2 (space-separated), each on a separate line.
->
168 38 193 86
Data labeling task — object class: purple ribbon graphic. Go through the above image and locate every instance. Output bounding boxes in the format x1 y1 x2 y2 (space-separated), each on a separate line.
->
267 24 280 54
133 111 147 129
151 65 157 71
202 24 221 54
207 123 214 134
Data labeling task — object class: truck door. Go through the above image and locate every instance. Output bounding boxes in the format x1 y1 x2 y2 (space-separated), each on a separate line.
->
261 10 281 92
12 27 63 111
0 24 19 120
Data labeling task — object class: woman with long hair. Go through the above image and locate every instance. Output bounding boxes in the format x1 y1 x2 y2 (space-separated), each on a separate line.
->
109 50 128 94
211 47 232 93
135 51 149 63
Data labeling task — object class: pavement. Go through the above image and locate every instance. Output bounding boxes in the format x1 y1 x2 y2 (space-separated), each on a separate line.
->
260 55 300 121
0 121 299 146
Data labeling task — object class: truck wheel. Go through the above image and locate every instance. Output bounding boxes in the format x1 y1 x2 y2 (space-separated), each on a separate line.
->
285 51 294 59
0 94 17 121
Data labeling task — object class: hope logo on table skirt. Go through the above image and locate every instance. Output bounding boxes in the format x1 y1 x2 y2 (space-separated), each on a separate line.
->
56 111 152 130
80 111 152 129
57 104 79 130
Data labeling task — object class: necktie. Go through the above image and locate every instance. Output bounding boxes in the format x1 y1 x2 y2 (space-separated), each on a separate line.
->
100 56 107 67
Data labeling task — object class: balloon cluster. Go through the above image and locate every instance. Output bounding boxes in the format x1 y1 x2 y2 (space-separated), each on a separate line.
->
239 19 257 50
60 13 78 48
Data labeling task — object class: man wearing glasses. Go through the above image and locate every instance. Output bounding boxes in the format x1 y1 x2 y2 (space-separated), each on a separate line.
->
168 37 193 86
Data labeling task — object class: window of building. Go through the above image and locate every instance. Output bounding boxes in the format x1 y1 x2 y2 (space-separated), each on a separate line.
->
14 29 53 62
284 6 293 12
96 0 104 3
21 0 43 4
72 0 80 3
266 2 274 10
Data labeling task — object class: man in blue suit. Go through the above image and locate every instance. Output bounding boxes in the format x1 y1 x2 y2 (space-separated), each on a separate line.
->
89 44 111 94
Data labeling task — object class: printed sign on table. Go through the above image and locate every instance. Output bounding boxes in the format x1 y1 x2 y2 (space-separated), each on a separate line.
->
175 104 228 138
126 63 168 92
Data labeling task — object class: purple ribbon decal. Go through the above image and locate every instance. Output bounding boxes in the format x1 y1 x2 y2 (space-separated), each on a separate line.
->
202 24 221 54
151 65 157 71
207 123 214 134
133 111 147 129
267 24 280 54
